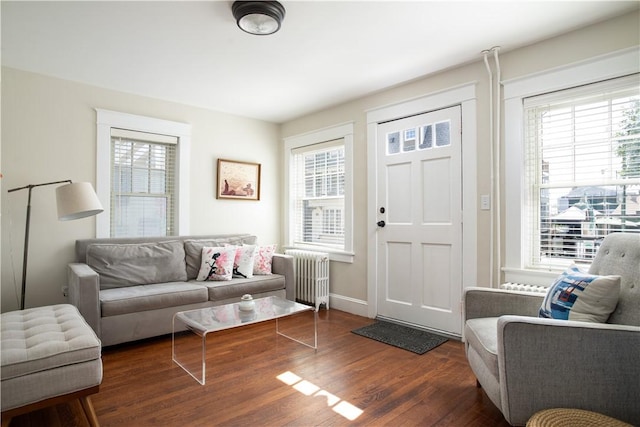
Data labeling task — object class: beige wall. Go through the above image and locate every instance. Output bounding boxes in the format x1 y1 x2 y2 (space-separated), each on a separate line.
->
2 10 637 314
280 11 640 304
1 68 281 311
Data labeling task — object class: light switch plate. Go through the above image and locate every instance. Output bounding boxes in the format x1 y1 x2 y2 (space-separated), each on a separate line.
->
481 194 490 210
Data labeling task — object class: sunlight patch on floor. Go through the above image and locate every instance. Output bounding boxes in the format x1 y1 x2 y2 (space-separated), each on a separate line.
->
276 371 363 421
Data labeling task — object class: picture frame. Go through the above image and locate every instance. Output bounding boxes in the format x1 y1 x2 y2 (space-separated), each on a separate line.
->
217 159 261 200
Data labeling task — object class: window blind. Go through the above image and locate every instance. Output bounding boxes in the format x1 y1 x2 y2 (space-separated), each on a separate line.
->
291 138 345 250
524 74 640 268
110 129 177 237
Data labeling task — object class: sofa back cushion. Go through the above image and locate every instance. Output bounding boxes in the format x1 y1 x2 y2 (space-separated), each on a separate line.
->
184 236 257 280
75 234 257 263
86 240 187 289
588 233 640 326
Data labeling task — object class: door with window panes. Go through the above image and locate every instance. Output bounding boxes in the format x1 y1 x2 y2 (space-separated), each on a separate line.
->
376 105 462 335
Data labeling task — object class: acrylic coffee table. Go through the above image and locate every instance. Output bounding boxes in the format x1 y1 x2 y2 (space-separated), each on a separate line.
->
172 296 317 385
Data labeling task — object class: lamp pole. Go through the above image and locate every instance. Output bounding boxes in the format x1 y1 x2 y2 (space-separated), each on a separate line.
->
8 180 72 310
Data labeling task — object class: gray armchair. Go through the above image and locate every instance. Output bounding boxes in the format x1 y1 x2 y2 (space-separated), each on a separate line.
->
463 232 640 426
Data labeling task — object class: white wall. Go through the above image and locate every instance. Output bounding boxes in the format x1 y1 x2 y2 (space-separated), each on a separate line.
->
1 68 280 312
281 11 640 307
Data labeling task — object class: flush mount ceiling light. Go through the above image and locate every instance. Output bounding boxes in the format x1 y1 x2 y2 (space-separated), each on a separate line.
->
232 1 286 35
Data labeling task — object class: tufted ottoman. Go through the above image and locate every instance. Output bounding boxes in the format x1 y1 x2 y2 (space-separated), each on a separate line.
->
1 304 102 426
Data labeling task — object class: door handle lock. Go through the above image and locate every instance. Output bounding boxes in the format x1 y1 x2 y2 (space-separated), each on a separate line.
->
377 220 386 227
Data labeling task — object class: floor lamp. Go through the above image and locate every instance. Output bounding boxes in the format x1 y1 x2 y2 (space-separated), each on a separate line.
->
8 180 103 310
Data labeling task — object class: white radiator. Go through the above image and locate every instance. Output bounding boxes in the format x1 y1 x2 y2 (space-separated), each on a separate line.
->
500 282 548 294
284 249 330 311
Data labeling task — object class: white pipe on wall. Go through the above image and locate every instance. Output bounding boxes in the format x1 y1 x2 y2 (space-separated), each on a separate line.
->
482 46 502 287
482 50 495 286
492 46 502 287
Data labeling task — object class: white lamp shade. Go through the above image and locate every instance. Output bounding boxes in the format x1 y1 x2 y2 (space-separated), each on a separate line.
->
56 182 104 221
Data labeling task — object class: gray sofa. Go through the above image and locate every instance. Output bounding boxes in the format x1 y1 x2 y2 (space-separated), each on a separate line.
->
68 234 294 346
463 232 640 426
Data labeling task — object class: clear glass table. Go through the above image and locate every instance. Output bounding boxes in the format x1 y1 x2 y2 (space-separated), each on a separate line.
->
172 296 317 385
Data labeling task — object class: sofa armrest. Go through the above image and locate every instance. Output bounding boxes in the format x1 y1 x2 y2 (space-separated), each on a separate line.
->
68 263 101 337
464 287 543 321
272 253 295 301
497 315 640 426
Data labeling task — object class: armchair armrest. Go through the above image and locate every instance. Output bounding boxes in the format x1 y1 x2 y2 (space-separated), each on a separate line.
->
272 253 295 301
68 263 101 337
464 287 543 321
497 315 640 426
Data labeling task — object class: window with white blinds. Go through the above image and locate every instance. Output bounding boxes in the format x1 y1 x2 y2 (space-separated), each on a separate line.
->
524 74 640 268
291 139 345 250
110 128 177 237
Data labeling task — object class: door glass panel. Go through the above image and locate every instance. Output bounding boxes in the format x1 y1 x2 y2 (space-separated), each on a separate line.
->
435 121 451 146
403 128 416 152
420 125 433 149
387 132 400 155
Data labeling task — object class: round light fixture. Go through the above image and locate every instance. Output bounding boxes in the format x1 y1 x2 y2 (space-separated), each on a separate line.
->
232 1 286 35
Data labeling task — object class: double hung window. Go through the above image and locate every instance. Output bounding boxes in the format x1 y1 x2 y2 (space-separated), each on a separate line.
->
96 109 190 238
110 129 177 237
284 123 354 262
524 75 640 268
291 140 345 250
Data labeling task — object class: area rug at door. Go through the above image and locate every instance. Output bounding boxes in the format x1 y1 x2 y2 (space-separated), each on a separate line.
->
352 321 448 355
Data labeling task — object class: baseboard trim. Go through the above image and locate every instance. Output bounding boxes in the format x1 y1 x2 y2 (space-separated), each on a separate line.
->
328 294 370 317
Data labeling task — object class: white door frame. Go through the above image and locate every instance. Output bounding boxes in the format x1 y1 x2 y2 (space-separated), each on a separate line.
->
366 83 478 328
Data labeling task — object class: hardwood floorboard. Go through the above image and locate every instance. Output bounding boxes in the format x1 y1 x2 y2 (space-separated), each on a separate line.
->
6 309 509 426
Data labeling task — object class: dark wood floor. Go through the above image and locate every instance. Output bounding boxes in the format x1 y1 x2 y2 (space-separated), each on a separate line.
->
7 309 509 426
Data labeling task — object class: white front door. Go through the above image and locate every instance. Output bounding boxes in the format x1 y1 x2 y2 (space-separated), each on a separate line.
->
375 105 462 335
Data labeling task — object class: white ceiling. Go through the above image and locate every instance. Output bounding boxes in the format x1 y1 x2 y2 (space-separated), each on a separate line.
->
2 1 637 123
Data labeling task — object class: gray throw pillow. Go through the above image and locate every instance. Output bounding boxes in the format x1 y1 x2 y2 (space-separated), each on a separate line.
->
86 240 187 289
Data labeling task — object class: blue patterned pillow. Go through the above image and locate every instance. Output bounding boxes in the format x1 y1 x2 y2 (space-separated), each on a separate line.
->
539 265 620 323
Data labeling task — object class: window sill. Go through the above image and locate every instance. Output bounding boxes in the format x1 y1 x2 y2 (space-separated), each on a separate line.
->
502 267 563 287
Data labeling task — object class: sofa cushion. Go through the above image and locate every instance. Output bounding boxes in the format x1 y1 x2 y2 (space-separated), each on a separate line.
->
539 264 620 323
87 240 187 289
100 282 208 317
203 274 286 301
184 236 258 280
464 317 499 380
588 233 640 326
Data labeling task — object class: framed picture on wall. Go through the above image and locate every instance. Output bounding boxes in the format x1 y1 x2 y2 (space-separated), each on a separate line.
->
217 159 261 201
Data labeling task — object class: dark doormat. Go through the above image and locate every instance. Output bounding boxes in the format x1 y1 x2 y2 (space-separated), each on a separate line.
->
352 320 448 355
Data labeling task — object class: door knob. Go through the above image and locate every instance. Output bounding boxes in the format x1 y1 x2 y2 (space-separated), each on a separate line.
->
377 220 386 227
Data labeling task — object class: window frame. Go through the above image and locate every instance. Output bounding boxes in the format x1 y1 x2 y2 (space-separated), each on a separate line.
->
96 109 191 238
283 122 354 263
523 78 639 268
503 47 639 286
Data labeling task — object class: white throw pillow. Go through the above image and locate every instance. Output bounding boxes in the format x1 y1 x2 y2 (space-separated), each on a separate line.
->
232 245 256 278
196 246 236 281
253 244 276 275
